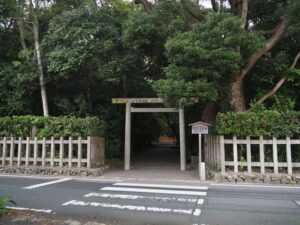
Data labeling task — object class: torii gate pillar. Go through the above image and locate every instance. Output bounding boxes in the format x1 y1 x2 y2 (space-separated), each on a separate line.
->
113 98 186 171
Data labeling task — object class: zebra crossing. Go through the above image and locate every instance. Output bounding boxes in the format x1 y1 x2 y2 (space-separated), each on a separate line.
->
61 182 209 218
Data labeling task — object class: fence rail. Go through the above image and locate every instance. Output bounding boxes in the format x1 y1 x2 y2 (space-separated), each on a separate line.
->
0 136 105 169
204 135 300 175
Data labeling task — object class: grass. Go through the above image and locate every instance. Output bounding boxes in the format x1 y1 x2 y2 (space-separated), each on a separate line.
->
0 195 15 217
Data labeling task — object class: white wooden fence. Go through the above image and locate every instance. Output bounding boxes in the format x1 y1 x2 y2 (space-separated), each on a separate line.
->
204 135 300 175
0 137 105 169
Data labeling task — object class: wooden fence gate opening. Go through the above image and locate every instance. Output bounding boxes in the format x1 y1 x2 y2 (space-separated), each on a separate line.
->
112 98 186 171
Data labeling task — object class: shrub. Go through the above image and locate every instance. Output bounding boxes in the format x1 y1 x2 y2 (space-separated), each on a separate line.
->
215 111 300 137
0 195 15 217
0 116 103 138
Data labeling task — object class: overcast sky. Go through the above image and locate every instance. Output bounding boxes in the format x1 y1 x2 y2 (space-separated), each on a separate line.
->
199 0 212 8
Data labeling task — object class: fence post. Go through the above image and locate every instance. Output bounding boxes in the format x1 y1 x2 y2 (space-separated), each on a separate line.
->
259 136 265 174
42 138 46 167
246 136 252 173
220 135 225 174
25 137 29 166
50 137 54 167
33 137 37 166
233 135 238 173
273 137 278 174
78 137 82 168
68 137 73 168
17 137 22 167
286 137 292 175
87 136 91 169
9 137 14 166
216 136 221 170
2 138 7 166
89 137 105 168
59 137 63 168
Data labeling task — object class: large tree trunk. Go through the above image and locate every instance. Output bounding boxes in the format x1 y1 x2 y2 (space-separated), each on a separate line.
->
228 0 288 111
230 76 246 111
30 0 49 116
201 102 217 123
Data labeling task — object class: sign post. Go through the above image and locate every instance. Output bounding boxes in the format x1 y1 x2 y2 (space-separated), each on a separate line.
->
190 122 210 181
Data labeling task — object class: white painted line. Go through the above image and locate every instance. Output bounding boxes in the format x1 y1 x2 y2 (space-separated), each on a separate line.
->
193 209 201 216
7 206 53 214
211 183 300 189
101 187 207 196
62 200 200 216
84 192 203 204
23 178 72 189
197 199 204 205
295 201 300 206
114 182 208 190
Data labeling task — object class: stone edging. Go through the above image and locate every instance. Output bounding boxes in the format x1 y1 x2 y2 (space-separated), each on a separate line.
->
211 171 300 184
0 166 107 177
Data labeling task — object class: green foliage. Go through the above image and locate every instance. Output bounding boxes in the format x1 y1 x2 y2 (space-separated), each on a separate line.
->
0 195 15 216
215 110 300 137
154 13 264 107
0 116 103 138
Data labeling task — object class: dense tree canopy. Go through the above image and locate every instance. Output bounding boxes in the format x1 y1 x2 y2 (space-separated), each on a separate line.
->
0 0 299 155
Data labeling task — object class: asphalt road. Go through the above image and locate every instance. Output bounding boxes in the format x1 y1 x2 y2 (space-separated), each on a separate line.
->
0 175 300 225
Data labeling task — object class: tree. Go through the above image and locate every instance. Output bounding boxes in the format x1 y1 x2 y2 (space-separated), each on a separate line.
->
135 0 300 115
29 0 49 116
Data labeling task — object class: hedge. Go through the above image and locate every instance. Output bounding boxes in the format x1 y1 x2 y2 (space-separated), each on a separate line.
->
0 116 103 138
215 111 300 137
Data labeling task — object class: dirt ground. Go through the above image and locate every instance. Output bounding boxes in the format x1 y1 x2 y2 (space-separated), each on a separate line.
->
0 210 108 225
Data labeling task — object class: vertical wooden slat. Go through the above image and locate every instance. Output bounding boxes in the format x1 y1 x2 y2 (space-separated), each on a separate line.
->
33 137 37 166
42 138 46 167
17 137 22 166
286 137 292 175
220 135 225 174
87 136 91 169
208 136 211 168
25 137 29 166
213 136 217 168
204 135 207 165
259 136 265 174
68 137 73 168
246 136 252 173
2 137 7 166
59 137 63 168
216 135 221 170
273 137 278 174
50 137 54 167
233 136 238 173
9 137 14 166
78 137 82 168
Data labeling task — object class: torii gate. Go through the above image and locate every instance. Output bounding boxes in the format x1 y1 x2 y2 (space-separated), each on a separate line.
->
112 98 186 171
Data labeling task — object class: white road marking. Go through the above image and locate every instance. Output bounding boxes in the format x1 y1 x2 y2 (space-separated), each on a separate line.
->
114 182 208 190
295 201 300 206
7 206 53 214
101 187 207 196
62 200 200 216
193 208 201 216
211 183 300 189
23 178 72 189
197 199 204 205
84 192 203 204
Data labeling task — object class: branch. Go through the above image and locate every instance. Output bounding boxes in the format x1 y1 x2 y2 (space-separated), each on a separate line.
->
240 18 288 80
211 0 219 12
240 0 249 29
181 0 206 22
177 12 193 29
256 52 300 104
134 0 153 14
